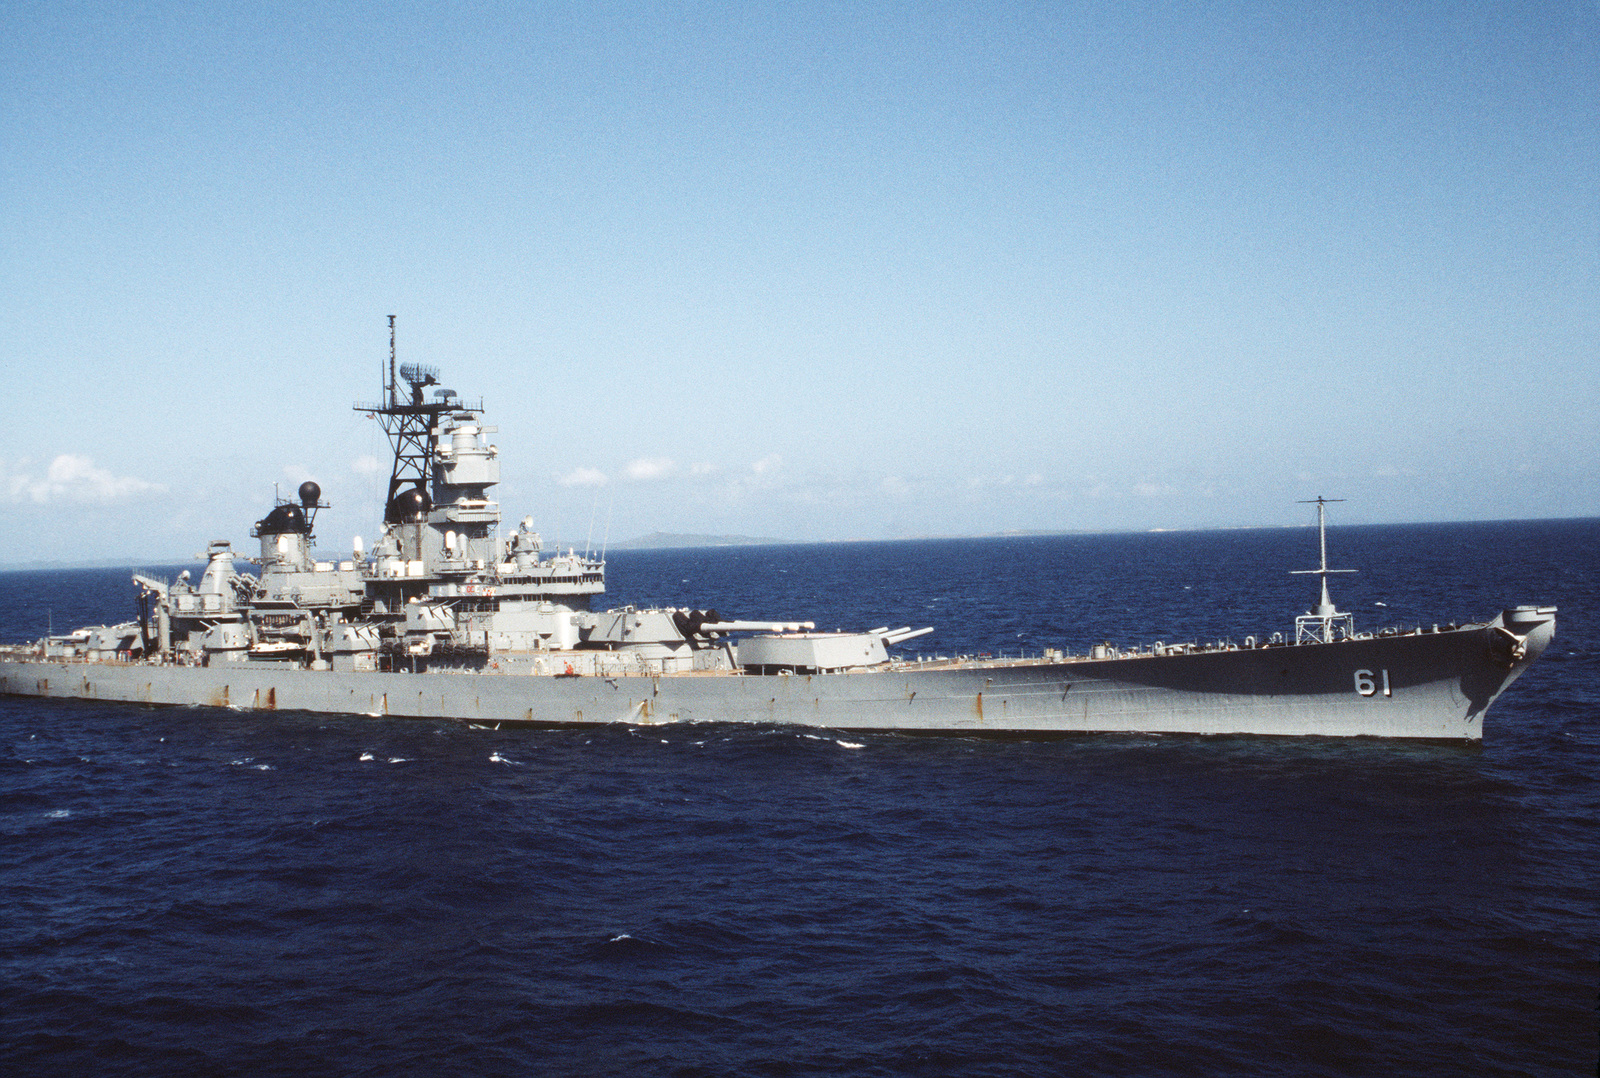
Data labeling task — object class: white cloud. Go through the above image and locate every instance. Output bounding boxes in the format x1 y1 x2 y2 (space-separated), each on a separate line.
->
352 454 383 476
558 467 608 487
3 454 166 504
963 472 1048 490
750 454 782 475
625 457 677 481
689 462 718 476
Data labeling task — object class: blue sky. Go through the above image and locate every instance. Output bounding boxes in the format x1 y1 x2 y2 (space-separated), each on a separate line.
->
1 1 1594 563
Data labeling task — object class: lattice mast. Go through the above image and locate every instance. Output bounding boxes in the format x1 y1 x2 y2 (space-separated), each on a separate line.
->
355 316 446 523
1291 497 1356 644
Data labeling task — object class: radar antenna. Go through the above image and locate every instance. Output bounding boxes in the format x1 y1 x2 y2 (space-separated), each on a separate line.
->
387 315 396 409
1291 497 1356 644
400 362 439 395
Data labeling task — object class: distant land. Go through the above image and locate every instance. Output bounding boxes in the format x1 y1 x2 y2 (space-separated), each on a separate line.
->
606 529 1123 550
0 524 1339 569
605 532 792 550
9 517 1587 571
0 557 198 572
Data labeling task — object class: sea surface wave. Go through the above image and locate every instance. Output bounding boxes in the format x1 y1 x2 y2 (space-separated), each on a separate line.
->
2 521 1596 1076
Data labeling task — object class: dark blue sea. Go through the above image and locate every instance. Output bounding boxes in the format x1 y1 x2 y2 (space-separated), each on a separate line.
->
2 520 1596 1076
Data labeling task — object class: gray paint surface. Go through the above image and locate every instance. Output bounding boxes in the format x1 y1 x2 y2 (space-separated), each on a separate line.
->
0 610 1554 740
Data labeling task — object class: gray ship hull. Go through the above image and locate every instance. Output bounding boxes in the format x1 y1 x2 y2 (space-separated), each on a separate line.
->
0 613 1555 740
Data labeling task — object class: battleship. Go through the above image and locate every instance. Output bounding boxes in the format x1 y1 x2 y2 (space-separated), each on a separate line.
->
0 323 1556 739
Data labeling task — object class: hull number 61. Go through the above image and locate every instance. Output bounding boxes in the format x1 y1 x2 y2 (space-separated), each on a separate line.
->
1354 669 1392 697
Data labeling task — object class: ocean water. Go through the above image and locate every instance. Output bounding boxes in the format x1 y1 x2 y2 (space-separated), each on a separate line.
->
1 520 1595 1077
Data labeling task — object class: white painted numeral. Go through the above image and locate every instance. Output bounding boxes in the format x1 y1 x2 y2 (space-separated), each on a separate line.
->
1354 669 1392 697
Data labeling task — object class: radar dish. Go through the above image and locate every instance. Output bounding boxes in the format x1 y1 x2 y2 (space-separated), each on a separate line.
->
388 488 432 522
399 362 438 387
256 504 308 535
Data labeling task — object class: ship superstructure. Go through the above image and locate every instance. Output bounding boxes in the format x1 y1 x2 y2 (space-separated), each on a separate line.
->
104 323 887 679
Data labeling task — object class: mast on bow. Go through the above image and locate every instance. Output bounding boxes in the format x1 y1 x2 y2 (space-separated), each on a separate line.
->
1291 497 1356 644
